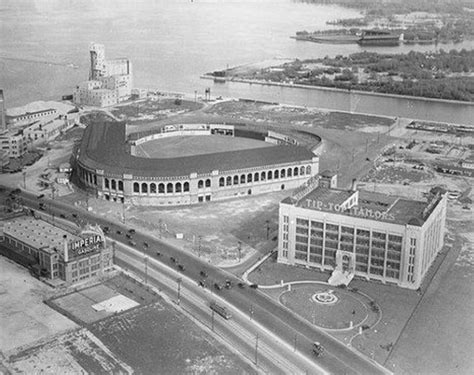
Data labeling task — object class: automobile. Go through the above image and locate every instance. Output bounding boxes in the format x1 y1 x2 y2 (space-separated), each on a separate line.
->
214 283 222 290
37 194 45 199
200 271 208 278
126 233 133 239
199 280 206 287
59 214 66 219
249 284 258 289
156 251 161 257
170 257 176 263
102 226 110 233
225 280 232 289
366 157 370 161
143 241 149 248
238 282 246 289
72 213 77 218
128 229 136 234
129 240 136 246
313 342 324 357
39 205 45 211
178 264 185 271
116 230 122 235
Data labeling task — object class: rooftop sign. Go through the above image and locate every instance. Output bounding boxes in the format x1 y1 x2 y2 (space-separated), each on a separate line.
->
305 199 395 221
70 234 103 256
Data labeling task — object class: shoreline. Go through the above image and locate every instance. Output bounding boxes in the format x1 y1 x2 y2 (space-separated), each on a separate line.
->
201 74 474 107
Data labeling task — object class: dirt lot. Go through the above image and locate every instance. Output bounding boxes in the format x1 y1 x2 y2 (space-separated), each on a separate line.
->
0 257 77 355
89 303 252 375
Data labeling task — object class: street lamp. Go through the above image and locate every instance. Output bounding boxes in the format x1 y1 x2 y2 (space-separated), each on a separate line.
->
176 277 182 305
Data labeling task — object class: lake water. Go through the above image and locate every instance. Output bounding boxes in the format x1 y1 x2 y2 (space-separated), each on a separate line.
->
0 0 473 124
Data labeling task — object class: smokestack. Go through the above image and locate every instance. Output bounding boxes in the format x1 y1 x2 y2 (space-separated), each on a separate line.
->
351 178 357 191
63 234 68 262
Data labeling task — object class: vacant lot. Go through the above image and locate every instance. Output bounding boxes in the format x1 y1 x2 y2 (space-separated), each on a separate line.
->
0 257 77 354
136 134 273 159
89 302 253 374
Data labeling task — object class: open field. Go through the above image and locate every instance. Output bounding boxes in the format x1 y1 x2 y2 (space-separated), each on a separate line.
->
136 134 273 159
89 302 252 374
0 256 77 354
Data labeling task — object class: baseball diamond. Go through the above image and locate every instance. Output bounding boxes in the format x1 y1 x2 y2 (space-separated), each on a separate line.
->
75 121 321 206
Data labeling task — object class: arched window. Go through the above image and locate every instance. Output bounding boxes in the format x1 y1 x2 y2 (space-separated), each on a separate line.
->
240 174 245 184
306 165 311 175
184 182 190 192
281 169 286 178
300 166 305 175
167 183 173 193
219 177 225 187
268 171 272 180
205 179 211 188
93 175 98 185
294 167 299 176
175 182 182 193
226 176 232 186
261 171 266 181
233 175 239 185
141 183 148 193
247 173 252 183
105 178 110 189
198 180 204 189
274 170 279 179
150 183 156 194
254 172 259 182
133 182 140 193
288 168 292 177
158 183 165 194
118 180 123 191
111 179 116 190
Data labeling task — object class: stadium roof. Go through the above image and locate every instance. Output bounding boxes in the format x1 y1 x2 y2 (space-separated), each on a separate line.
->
78 121 315 177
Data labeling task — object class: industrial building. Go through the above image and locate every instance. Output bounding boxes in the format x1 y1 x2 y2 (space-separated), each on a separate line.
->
277 172 447 290
0 217 113 285
73 43 132 107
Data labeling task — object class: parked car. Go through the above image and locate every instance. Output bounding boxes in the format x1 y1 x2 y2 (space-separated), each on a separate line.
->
178 264 185 271
225 280 232 289
214 283 222 290
129 240 136 246
200 271 208 278
128 229 136 234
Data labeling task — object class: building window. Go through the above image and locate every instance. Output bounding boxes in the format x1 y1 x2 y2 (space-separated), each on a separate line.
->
118 180 123 191
105 178 110 189
288 168 292 177
219 177 225 187
150 183 157 194
247 173 252 183
141 183 148 193
205 179 211 188
268 171 273 180
254 172 259 182
183 182 189 192
167 183 173 193
306 165 311 175
133 182 139 193
261 172 266 181
158 183 165 194
274 170 279 179
111 179 116 190
175 182 182 193
198 180 204 189
294 167 299 176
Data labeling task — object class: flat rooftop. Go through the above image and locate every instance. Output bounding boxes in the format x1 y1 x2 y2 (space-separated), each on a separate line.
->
285 186 437 226
3 216 80 254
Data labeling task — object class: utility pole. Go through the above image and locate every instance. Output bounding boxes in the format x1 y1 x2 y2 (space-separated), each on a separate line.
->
23 171 26 189
122 202 126 224
159 218 163 239
250 304 254 320
238 241 242 262
144 256 148 285
255 333 259 365
211 309 215 332
265 220 270 240
177 277 182 305
198 235 202 257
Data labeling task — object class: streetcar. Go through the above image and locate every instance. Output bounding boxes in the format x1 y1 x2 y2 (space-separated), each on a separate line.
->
210 301 232 320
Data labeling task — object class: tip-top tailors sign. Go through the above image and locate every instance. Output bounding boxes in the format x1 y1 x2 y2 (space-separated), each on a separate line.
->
69 234 104 256
305 199 396 221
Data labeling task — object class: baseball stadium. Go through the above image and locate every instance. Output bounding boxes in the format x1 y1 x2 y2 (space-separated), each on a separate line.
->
75 121 321 206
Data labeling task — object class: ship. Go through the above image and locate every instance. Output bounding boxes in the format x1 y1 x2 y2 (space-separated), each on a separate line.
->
292 34 359 44
357 30 401 46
